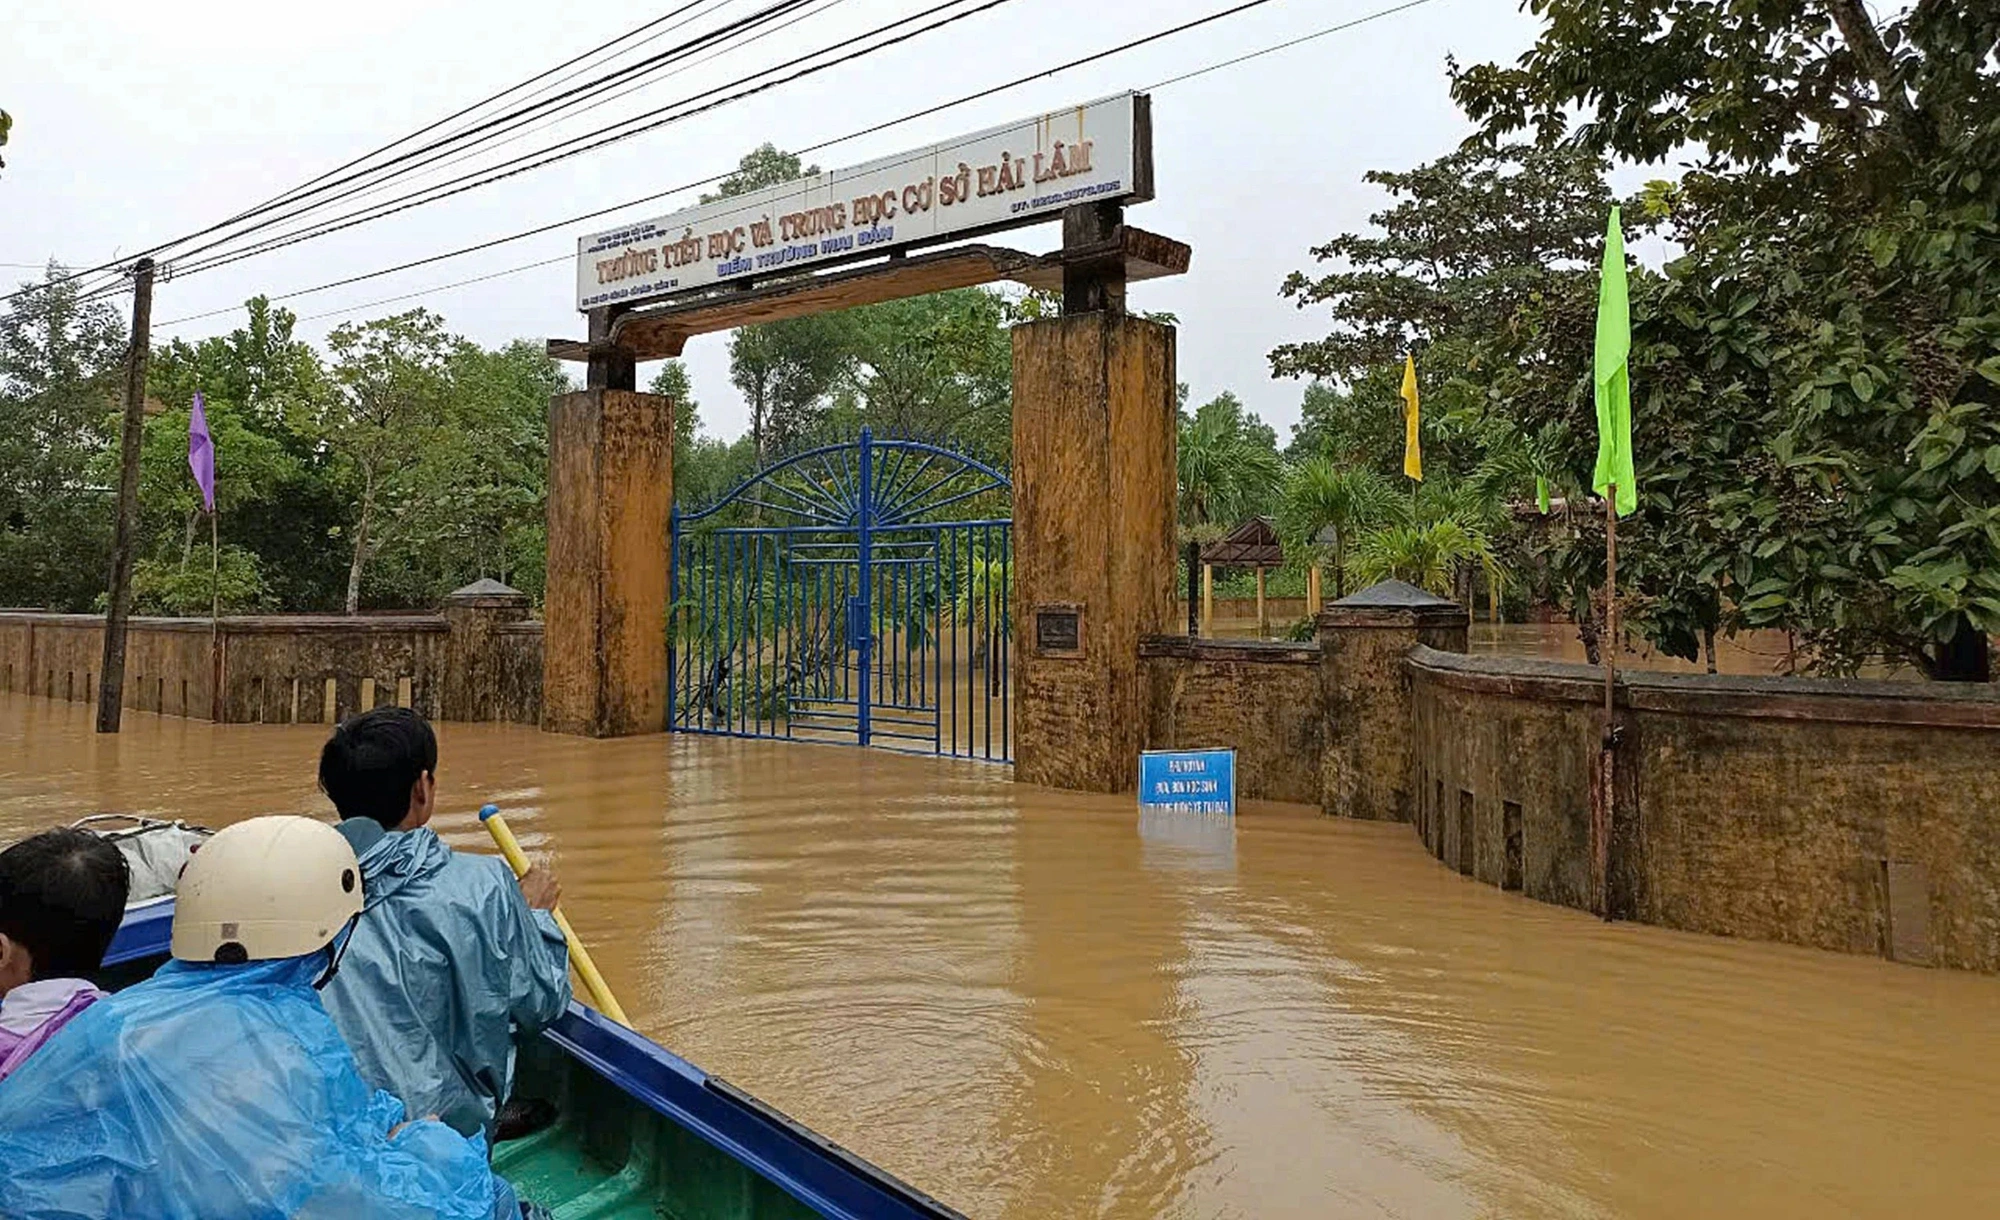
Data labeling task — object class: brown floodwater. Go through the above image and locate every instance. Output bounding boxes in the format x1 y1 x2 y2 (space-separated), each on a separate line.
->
2 691 1996 1218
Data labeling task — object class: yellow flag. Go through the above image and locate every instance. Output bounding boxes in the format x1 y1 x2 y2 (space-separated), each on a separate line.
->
1400 353 1422 481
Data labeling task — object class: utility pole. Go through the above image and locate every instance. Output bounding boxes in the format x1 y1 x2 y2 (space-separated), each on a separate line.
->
97 257 154 733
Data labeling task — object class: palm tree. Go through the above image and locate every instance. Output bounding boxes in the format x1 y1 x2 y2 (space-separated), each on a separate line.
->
1176 393 1282 541
1176 392 1282 633
1274 459 1398 599
1351 519 1501 597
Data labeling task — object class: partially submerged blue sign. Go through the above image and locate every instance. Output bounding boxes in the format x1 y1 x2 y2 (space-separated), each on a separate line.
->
1138 748 1236 815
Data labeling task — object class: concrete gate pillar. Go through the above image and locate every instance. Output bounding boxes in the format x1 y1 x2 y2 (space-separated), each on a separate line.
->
542 389 673 737
1010 313 1177 792
1318 580 1468 821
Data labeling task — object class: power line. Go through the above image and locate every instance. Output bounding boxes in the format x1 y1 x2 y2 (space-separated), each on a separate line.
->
155 0 1004 281
249 0 733 214
2 0 819 305
1147 0 1436 88
293 255 574 323
271 0 817 229
154 0 1443 330
150 0 831 272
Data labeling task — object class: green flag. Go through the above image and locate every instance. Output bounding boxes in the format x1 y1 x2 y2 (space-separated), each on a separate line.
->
1592 206 1636 517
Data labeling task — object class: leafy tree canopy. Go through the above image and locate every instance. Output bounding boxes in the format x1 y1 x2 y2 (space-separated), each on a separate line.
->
1448 0 2000 677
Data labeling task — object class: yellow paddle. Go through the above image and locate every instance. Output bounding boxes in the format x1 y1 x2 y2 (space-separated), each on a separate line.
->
478 803 631 1027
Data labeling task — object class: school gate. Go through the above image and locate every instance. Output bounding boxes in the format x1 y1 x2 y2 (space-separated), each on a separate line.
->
542 90 1187 793
669 429 1013 761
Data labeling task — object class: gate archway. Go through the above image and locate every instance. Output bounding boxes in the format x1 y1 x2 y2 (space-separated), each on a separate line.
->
670 427 1013 761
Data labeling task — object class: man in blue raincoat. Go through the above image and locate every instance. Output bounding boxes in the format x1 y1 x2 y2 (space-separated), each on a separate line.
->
317 708 571 1142
0 815 526 1220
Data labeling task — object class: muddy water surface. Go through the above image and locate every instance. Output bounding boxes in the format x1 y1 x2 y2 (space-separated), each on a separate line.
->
2 692 1995 1218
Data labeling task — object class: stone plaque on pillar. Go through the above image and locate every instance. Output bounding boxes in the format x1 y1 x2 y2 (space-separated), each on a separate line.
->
1034 603 1085 658
1011 314 1176 792
543 389 672 737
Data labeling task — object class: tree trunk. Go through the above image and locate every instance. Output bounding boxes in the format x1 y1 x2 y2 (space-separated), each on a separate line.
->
1703 623 1718 674
344 473 375 615
1823 0 1931 153
1929 612 1992 682
1575 593 1602 666
1184 539 1200 636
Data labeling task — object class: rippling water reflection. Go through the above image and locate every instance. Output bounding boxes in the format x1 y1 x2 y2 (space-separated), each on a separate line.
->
3 692 1995 1217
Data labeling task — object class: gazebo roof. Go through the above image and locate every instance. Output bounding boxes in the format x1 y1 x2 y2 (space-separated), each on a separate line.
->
1199 517 1284 569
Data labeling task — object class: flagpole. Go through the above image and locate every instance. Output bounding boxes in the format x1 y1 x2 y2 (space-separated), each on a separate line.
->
1588 204 1631 923
1597 485 1618 919
209 509 220 626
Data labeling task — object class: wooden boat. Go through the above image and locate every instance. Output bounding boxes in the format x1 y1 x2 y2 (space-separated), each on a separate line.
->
103 899 967 1220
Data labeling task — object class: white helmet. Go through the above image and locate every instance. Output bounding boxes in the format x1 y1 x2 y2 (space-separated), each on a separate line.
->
171 816 363 964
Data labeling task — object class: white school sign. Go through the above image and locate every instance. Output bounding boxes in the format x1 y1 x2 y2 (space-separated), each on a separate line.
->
576 92 1149 311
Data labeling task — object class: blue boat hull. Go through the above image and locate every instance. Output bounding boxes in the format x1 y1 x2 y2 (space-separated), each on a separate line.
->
104 901 964 1220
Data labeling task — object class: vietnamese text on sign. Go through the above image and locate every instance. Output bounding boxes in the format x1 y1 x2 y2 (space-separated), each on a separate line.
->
576 92 1148 310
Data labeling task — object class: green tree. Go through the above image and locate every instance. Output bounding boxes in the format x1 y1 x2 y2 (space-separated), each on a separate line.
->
1177 391 1282 541
1269 140 1616 622
702 143 818 202
729 313 853 462
146 298 347 610
708 142 849 463
1273 459 1397 598
1453 0 2000 678
0 109 12 174
0 265 126 610
837 289 1014 464
425 338 566 598
1270 142 1614 388
313 309 456 612
118 394 297 614
647 359 700 457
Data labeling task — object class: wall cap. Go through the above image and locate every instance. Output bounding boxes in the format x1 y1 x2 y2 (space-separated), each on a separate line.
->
1138 634 1319 664
1317 580 1469 631
1331 578 1456 609
1407 644 2000 729
0 611 448 636
443 578 530 608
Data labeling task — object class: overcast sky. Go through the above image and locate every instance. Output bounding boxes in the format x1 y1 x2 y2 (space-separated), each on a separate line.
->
4 0 1541 444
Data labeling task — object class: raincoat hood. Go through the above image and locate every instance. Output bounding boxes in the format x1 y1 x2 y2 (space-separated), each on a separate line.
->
340 820 453 906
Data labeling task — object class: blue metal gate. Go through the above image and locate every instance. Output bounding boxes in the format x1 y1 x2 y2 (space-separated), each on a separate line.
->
669 428 1012 761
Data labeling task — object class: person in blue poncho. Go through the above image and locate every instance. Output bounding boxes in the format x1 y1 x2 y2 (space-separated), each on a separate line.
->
0 815 527 1220
315 708 571 1143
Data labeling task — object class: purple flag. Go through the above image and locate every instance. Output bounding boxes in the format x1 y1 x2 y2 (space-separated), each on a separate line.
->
188 392 216 513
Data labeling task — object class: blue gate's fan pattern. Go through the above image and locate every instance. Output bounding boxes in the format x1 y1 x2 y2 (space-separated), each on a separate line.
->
670 428 1012 761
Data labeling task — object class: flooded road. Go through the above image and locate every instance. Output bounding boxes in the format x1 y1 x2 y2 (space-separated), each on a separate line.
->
3 691 1996 1218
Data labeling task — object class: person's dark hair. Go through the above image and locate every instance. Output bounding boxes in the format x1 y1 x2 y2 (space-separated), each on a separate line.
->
0 828 132 980
318 707 438 829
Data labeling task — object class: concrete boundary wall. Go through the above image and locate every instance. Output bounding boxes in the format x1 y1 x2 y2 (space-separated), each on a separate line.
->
1139 579 2000 972
1405 646 2000 972
0 583 543 727
1139 635 1321 804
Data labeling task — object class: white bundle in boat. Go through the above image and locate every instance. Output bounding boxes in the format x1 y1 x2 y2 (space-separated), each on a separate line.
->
69 815 211 905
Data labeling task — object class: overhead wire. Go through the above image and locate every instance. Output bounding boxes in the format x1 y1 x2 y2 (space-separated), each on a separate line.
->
147 0 1013 280
1 0 819 304
262 0 799 228
249 0 735 212
151 0 1443 330
161 0 821 267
